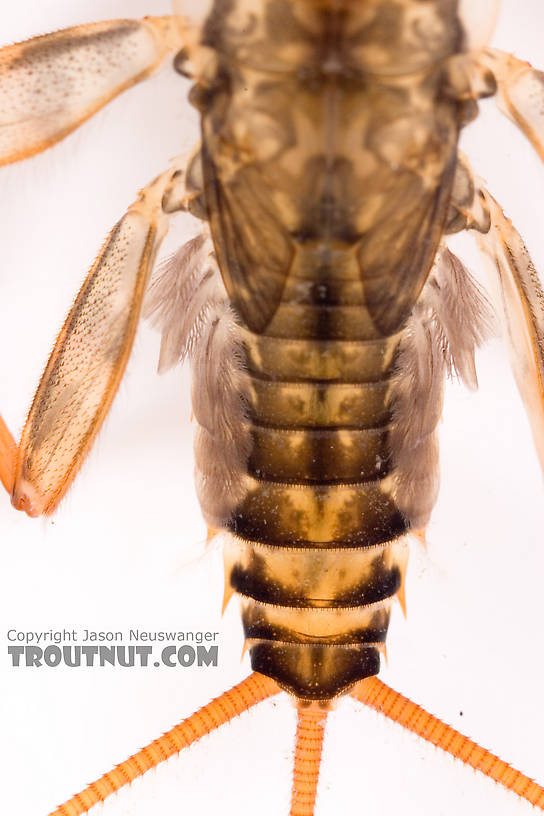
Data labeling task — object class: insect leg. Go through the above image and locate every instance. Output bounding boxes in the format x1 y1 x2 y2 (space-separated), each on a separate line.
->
0 16 190 166
482 49 544 162
475 188 544 472
0 155 197 516
351 678 544 809
0 414 16 493
48 673 280 816
447 154 544 474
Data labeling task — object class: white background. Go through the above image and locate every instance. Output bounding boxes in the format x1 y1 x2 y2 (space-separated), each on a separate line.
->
1 2 543 815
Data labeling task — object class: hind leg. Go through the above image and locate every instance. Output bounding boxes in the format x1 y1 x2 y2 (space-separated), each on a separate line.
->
0 152 200 516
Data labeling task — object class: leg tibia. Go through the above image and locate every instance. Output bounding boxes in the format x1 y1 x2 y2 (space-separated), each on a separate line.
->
8 154 198 517
483 48 544 163
0 17 187 166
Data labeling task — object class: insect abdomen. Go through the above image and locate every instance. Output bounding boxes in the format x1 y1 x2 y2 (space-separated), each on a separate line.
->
220 242 410 699
195 0 464 700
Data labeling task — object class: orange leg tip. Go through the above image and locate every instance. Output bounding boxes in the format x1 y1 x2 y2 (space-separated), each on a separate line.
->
11 477 45 517
351 677 544 811
0 415 17 494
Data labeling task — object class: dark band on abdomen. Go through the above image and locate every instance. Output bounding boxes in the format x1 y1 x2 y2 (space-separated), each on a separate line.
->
222 262 410 698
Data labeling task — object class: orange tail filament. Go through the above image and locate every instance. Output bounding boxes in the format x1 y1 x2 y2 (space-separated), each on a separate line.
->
352 676 544 810
290 706 328 816
49 672 280 816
